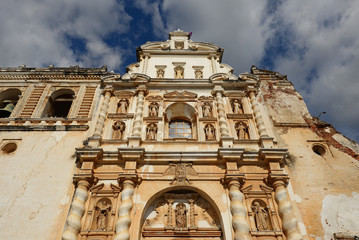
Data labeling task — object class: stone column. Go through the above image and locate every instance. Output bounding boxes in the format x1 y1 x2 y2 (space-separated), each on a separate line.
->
114 177 136 240
131 85 146 138
249 91 268 138
93 88 113 138
209 54 218 74
213 86 230 137
62 177 93 240
187 193 198 229
273 179 302 240
227 179 250 240
164 195 174 229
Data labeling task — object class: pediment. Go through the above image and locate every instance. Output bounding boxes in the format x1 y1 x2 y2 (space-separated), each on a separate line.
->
121 73 150 83
164 90 197 100
140 41 170 50
189 41 221 51
114 90 134 98
224 92 246 98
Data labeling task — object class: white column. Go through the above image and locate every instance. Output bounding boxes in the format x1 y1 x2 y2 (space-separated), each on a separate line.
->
273 180 303 240
114 179 135 240
228 179 250 240
93 89 112 137
214 89 230 137
131 86 146 137
62 179 92 240
249 91 268 137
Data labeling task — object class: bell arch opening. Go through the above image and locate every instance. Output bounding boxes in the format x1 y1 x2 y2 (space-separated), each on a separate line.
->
139 187 224 240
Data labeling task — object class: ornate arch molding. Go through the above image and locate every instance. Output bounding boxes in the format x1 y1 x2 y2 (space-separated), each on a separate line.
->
139 186 225 240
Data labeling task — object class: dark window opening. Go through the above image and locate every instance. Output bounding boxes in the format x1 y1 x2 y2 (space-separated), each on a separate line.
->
0 89 21 118
43 91 75 118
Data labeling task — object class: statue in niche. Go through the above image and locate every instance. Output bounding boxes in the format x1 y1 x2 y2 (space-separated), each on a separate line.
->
202 102 212 117
204 124 215 140
117 98 129 113
175 66 184 79
94 199 111 231
252 201 271 231
175 203 187 228
112 121 126 139
157 69 165 78
232 99 243 114
195 69 203 79
235 121 249 140
149 102 159 116
146 123 157 140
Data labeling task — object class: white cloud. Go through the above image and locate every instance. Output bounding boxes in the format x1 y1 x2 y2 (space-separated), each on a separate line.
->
161 0 272 73
0 0 131 70
271 0 359 140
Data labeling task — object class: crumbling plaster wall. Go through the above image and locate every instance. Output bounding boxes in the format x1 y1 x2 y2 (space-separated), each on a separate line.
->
259 79 359 239
0 131 86 240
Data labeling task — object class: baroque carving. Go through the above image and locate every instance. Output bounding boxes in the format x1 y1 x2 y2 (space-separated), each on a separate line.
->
202 102 212 117
163 163 197 185
148 102 159 116
174 66 184 79
117 98 129 114
112 121 126 139
175 203 187 228
251 200 272 231
94 198 112 231
235 121 249 140
232 99 243 114
204 123 216 140
146 123 157 140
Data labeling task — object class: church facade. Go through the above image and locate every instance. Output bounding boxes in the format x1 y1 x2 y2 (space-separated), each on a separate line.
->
0 30 358 240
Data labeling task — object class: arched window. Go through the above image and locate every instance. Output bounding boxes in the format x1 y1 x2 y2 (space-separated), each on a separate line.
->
164 103 197 140
169 120 192 139
42 89 75 118
0 89 21 118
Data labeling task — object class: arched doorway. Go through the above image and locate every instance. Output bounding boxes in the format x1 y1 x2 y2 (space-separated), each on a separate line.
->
140 189 223 240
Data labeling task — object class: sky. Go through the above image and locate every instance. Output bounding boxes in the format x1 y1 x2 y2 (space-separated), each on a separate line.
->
0 0 358 142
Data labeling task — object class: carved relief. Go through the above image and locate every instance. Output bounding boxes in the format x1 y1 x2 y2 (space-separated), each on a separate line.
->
204 124 216 140
235 121 249 140
117 98 129 114
231 99 243 114
175 41 184 50
202 102 212 117
175 203 187 228
163 163 197 186
142 191 221 238
195 69 203 79
93 198 112 231
155 65 166 78
112 121 126 139
148 102 159 116
146 123 157 140
174 66 184 79
251 200 272 231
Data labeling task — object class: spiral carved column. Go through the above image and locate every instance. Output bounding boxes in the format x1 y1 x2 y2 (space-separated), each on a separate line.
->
273 180 302 240
131 87 146 137
228 179 250 240
249 91 268 137
61 178 92 240
93 89 112 137
214 91 230 137
114 179 135 240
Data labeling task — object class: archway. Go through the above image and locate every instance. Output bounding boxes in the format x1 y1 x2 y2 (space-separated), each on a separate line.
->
139 187 224 240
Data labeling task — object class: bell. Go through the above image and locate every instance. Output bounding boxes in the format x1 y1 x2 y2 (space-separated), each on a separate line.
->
0 102 15 118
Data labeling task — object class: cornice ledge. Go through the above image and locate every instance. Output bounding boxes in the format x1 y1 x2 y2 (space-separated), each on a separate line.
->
75 147 103 162
218 148 245 161
118 147 145 161
259 148 288 162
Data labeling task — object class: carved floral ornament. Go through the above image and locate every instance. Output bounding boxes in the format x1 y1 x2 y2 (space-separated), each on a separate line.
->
142 191 221 233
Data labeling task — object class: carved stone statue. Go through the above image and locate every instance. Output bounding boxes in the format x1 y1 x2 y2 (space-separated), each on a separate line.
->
95 200 111 231
202 102 212 117
175 203 187 228
175 67 184 79
157 69 165 78
195 69 203 79
252 201 271 231
204 124 215 140
146 123 157 140
118 99 129 113
149 102 159 116
232 99 243 114
235 121 249 140
112 121 126 139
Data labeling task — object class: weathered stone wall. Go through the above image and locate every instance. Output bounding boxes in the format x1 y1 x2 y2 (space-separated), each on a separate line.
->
0 130 88 240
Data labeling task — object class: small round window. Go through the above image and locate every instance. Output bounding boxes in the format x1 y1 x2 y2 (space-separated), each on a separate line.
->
312 144 326 156
2 142 17 154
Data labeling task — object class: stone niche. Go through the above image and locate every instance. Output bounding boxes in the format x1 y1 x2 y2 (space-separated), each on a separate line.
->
141 190 222 240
